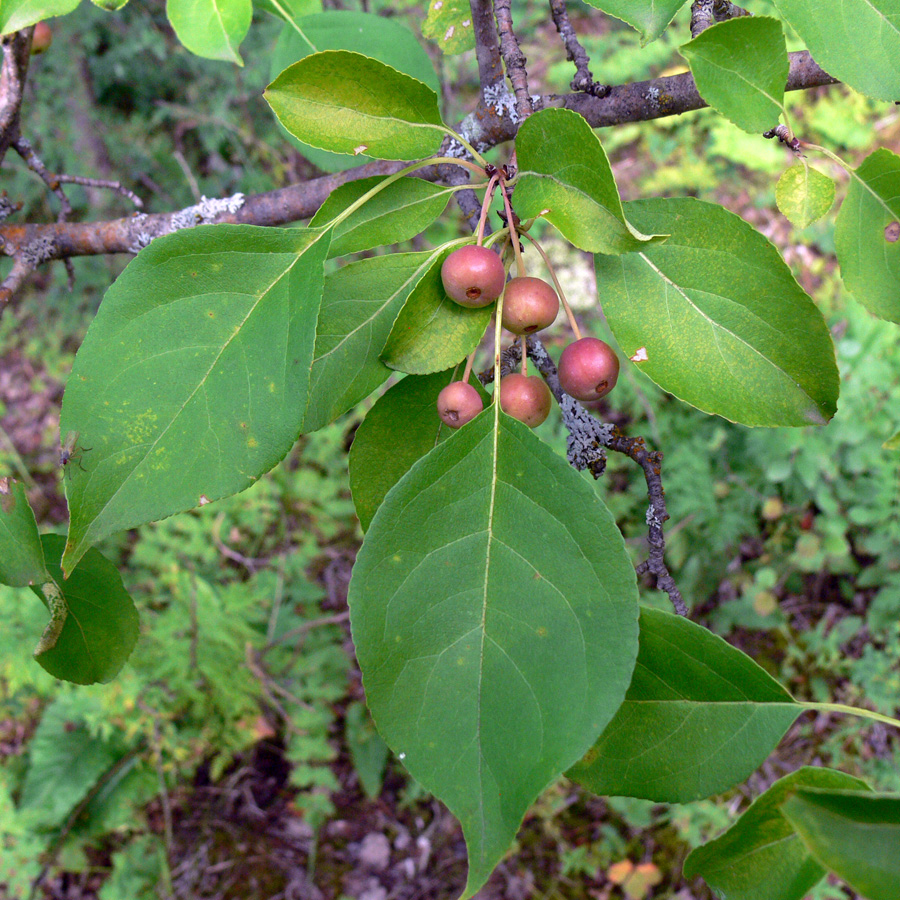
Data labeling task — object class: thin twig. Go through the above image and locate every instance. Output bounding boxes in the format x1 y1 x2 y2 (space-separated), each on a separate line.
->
54 174 143 208
493 0 534 121
547 0 609 96
527 338 688 616
13 134 72 221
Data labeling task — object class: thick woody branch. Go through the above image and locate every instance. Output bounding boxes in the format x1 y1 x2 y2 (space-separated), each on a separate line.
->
548 0 609 97
691 0 750 37
493 0 534 121
470 0 504 93
0 52 837 297
0 31 32 163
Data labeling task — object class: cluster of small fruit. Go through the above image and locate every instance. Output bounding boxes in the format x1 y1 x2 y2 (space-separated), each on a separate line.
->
435 195 620 430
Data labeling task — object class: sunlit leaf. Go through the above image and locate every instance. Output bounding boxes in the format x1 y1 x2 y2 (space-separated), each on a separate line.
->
598 197 839 426
0 479 48 587
515 108 667 254
834 148 900 324
0 0 80 34
165 0 251 65
680 17 788 133
776 161 836 228
579 0 688 44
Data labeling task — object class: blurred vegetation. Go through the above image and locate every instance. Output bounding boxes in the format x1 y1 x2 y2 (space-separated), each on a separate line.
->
1 1 898 898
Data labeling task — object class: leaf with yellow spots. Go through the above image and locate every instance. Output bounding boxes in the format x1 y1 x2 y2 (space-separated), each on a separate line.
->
60 224 331 575
348 408 639 897
423 0 474 54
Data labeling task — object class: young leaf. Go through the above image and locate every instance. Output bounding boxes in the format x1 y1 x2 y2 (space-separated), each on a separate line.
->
310 176 453 257
348 368 488 530
31 535 139 685
568 606 800 802
514 108 667 254
349 410 639 897
579 0 688 45
680 17 788 133
423 0 475 54
0 0 80 34
834 148 900 324
61 224 331 574
380 248 494 374
597 197 840 427
165 0 251 65
773 0 900 102
303 249 442 433
269 10 440 173
776 161 836 228
684 768 871 900
780 788 900 900
0 479 49 587
265 50 446 161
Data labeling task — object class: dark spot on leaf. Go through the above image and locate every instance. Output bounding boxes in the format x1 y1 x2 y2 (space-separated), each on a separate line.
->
885 221 900 242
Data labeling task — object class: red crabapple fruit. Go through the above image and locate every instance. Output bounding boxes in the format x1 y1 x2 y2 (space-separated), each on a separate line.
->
437 381 483 428
500 277 560 335
441 246 506 308
558 338 620 402
499 373 552 427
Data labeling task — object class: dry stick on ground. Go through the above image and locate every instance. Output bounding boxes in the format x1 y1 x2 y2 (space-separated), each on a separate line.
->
0 47 836 300
548 0 609 96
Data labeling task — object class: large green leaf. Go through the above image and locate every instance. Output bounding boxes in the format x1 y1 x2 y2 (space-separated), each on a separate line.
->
773 0 900 101
380 247 494 374
348 368 488 531
514 109 667 254
680 17 788 133
568 606 800 802
165 0 251 65
310 176 453 257
0 0 80 33
349 409 640 897
684 768 871 900
781 789 900 900
0 479 48 587
19 695 126 829
61 224 331 574
31 535 139 684
580 0 688 44
597 197 840 426
268 11 440 172
265 50 446 162
776 161 836 229
834 148 900 324
303 250 441 433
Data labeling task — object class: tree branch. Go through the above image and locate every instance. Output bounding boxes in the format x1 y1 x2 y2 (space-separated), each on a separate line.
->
691 0 750 37
0 52 837 298
0 30 32 164
469 0 504 93
493 0 534 121
548 0 609 97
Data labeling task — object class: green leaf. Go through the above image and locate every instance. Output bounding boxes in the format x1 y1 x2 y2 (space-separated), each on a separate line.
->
514 108 667 254
684 768 871 900
885 429 900 450
0 0 80 33
772 0 900 101
776 161 836 228
568 606 800 802
257 0 320 21
265 50 446 162
834 148 900 324
348 368 488 531
781 789 900 900
165 0 251 65
31 534 139 684
380 247 494 374
344 701 389 800
597 197 840 426
349 409 640 897
680 17 788 133
19 695 127 829
99 835 167 900
579 0 688 44
90 0 128 10
423 0 475 54
303 250 441 433
0 479 49 587
310 176 453 257
268 11 440 172
61 224 331 574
